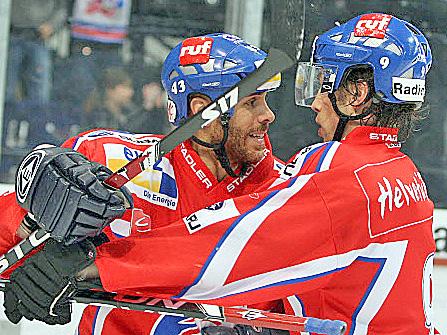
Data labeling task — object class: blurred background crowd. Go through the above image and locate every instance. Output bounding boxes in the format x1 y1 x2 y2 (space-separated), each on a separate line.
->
0 0 446 208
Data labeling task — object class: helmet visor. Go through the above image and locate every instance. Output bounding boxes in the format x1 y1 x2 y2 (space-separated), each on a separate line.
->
295 62 338 106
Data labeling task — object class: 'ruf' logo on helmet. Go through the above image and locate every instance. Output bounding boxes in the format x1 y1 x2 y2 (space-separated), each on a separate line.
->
180 37 214 65
354 13 392 39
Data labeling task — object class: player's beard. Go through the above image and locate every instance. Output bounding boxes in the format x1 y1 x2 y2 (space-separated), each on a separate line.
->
226 125 268 165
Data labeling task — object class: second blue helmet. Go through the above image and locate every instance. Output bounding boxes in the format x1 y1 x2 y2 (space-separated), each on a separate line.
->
295 13 432 107
161 33 281 126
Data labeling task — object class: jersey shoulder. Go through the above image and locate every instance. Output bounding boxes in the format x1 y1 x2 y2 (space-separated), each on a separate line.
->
62 129 164 165
277 141 341 181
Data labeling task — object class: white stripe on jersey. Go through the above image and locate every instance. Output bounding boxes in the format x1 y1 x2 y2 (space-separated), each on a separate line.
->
318 141 341 172
93 306 113 335
180 240 407 303
286 296 309 335
180 174 314 298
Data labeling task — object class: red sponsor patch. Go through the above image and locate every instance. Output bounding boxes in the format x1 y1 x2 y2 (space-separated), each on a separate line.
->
354 156 433 238
131 208 152 233
354 13 392 39
179 37 213 65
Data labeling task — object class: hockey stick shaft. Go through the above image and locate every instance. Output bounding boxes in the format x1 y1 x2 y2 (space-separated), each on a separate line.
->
0 229 50 274
0 48 294 275
0 280 346 335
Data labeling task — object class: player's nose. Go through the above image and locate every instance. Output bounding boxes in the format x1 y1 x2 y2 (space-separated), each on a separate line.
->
311 94 323 114
258 103 275 124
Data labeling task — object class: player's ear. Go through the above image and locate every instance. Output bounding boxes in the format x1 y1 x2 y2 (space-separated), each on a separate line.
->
352 81 370 106
189 95 211 116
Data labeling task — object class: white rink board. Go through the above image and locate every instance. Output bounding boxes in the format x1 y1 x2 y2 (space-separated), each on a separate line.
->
0 184 446 334
434 266 447 334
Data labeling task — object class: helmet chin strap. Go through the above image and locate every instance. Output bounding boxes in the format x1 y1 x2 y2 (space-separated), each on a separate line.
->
328 93 372 141
192 113 248 178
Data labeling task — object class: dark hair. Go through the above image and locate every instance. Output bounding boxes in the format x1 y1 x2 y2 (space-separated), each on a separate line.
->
84 67 132 114
100 67 132 91
341 65 428 141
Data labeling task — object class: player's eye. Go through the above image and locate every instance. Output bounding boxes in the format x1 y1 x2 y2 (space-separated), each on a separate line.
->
245 97 258 108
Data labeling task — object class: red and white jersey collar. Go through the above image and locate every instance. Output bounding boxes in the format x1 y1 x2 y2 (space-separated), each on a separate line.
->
173 136 277 195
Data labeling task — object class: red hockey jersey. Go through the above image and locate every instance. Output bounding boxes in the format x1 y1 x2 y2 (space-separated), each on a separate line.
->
94 126 435 335
0 129 284 335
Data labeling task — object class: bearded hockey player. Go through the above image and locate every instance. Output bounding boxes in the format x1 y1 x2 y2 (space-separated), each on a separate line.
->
0 33 285 334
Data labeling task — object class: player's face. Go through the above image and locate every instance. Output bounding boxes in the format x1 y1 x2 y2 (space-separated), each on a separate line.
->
311 79 371 141
310 89 353 142
109 81 134 106
226 92 275 163
310 91 339 141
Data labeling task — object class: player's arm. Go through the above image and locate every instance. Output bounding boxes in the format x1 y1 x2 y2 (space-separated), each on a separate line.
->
0 192 28 256
95 175 334 303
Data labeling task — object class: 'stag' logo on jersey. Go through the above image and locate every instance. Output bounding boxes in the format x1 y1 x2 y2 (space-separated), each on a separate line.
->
180 37 213 65
354 13 392 38
16 150 46 203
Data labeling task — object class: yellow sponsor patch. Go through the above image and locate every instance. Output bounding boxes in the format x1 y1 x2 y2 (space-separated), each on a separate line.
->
103 143 178 209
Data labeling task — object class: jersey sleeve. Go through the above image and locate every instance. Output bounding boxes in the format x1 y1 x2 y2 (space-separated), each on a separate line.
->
61 131 107 164
95 173 336 306
0 191 30 278
0 192 26 255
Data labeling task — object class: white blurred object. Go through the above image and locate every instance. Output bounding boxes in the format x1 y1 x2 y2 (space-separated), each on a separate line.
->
433 266 447 334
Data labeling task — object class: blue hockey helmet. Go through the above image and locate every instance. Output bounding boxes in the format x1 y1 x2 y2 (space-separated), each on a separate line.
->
162 33 281 126
295 13 432 107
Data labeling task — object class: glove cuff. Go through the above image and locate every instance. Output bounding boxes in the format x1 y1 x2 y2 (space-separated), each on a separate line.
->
45 239 97 278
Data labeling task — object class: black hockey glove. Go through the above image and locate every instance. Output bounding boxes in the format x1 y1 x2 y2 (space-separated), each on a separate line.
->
3 238 97 325
15 145 133 245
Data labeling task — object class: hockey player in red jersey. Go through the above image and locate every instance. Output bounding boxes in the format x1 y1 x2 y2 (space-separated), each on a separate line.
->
0 33 285 334
3 14 437 335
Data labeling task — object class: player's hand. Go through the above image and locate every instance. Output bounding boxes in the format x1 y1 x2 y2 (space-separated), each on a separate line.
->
15 145 133 245
3 239 96 325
